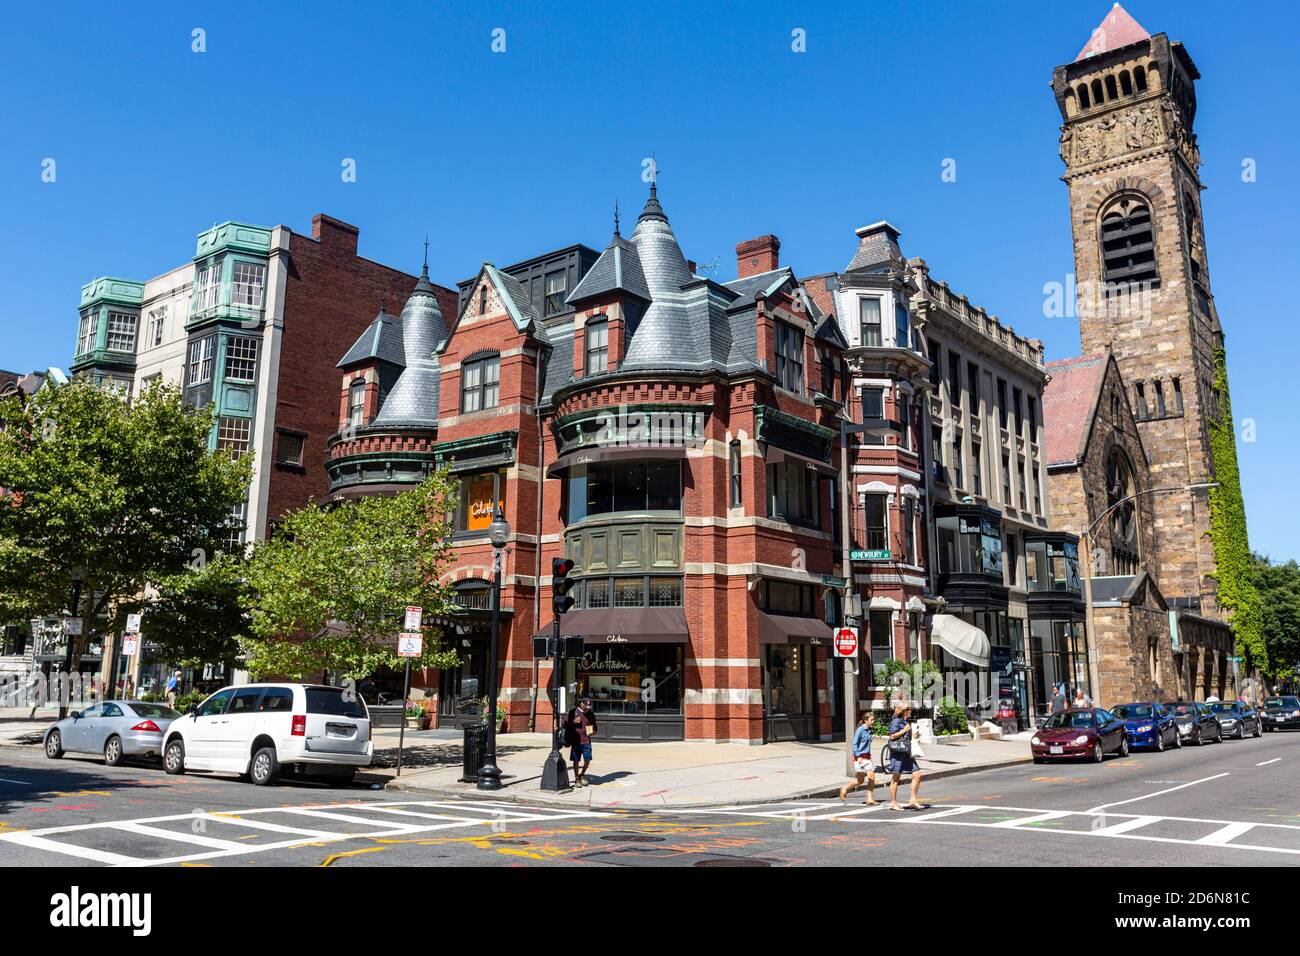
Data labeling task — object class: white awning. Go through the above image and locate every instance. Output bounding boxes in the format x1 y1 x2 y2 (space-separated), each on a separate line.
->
930 614 990 667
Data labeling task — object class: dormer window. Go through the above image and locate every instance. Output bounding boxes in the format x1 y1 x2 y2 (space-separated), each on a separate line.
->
585 318 609 375
544 270 567 316
349 380 366 426
461 353 500 413
774 321 804 393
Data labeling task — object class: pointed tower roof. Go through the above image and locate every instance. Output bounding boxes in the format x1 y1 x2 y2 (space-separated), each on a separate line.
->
567 229 652 306
338 304 404 369
1076 3 1150 61
371 252 449 427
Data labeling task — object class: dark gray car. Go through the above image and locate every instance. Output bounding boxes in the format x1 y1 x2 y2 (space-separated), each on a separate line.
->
1166 701 1222 745
1209 700 1261 739
45 700 181 765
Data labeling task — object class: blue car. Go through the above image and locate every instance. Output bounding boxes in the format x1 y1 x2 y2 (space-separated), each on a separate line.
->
1112 701 1180 752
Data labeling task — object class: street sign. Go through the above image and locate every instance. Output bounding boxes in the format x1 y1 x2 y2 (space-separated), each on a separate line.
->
64 617 82 636
843 614 862 628
397 632 423 657
1227 656 1244 663
821 574 847 588
833 626 859 658
122 636 139 656
403 606 423 631
850 549 891 562
125 613 142 635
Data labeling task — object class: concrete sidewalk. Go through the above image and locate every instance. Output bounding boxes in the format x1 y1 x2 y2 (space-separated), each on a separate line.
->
380 730 1033 809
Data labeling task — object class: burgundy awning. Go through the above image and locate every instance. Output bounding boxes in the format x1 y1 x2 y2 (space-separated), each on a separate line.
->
758 613 832 645
545 444 686 479
535 607 688 644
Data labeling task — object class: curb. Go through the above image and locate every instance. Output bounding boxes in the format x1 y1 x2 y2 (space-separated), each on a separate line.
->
382 754 1034 811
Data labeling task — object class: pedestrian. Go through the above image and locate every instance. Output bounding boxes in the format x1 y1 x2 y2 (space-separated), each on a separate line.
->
839 711 879 805
165 670 182 709
1072 687 1091 709
564 695 597 788
885 704 925 811
1051 682 1067 714
1205 693 1219 704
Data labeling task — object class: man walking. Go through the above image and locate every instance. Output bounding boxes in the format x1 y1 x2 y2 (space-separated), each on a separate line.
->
564 695 597 788
165 670 182 709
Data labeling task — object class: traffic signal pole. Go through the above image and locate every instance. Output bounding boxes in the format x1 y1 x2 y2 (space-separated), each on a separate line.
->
541 557 575 792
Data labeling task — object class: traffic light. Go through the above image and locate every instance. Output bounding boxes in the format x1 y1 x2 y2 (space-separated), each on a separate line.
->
552 557 576 617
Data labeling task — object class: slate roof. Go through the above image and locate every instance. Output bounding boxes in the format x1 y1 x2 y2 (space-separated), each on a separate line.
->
567 234 651 305
1042 353 1106 467
846 221 905 273
337 309 404 369
371 263 449 428
1076 3 1150 61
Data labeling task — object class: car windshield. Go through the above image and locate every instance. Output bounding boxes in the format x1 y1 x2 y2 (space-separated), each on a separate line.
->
1265 698 1299 709
1043 711 1095 729
1112 704 1152 719
1210 702 1239 713
306 686 368 718
1168 703 1195 715
129 703 180 719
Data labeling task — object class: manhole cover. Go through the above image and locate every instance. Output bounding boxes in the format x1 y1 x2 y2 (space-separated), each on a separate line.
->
601 833 666 843
491 839 530 845
693 858 771 868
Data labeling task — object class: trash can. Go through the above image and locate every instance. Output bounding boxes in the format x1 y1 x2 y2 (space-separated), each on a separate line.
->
460 722 487 783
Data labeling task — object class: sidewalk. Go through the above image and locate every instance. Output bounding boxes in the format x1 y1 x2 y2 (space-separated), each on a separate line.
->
380 730 1034 810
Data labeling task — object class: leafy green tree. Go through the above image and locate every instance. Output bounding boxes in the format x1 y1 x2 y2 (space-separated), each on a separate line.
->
1253 552 1300 679
0 378 249 673
239 474 461 681
133 555 249 671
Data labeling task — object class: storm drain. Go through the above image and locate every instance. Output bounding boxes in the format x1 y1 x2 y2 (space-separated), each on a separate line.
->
600 833 666 843
693 858 772 868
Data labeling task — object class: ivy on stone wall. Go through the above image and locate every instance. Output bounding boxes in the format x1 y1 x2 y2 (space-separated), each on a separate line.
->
1206 346 1267 669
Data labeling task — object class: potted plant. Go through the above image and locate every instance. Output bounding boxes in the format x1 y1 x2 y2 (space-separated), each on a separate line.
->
405 703 424 729
480 696 507 732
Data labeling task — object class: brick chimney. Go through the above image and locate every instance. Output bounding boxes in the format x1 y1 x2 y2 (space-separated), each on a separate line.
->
312 213 360 255
736 235 780 279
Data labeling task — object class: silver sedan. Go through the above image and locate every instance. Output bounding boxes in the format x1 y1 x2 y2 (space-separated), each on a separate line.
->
44 700 181 766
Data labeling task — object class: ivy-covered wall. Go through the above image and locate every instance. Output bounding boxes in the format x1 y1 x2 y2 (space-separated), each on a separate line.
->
1206 346 1266 669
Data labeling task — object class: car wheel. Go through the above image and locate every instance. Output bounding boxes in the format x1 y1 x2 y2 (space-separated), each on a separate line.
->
163 738 185 775
1092 741 1105 763
45 730 64 759
1172 729 1182 748
249 746 280 786
1235 724 1245 740
330 768 357 787
1118 734 1129 757
1033 756 1044 764
103 735 123 767
1253 721 1262 738
1155 731 1165 752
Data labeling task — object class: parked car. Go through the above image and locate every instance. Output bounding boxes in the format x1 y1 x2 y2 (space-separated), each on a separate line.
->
1166 701 1222 745
1112 701 1181 751
162 683 372 786
44 700 181 765
1209 700 1261 739
1031 708 1129 763
1261 696 1300 731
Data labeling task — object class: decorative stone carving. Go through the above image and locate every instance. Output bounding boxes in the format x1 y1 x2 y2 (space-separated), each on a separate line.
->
1063 102 1167 167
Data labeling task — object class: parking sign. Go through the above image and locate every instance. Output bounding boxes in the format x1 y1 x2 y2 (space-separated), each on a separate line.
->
397 632 423 657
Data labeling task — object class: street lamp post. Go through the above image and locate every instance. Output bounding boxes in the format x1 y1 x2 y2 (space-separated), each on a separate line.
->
477 507 510 791
1078 482 1218 703
57 567 86 721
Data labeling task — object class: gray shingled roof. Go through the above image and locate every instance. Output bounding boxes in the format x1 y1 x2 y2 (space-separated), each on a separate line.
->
338 309 405 369
567 234 651 304
371 266 448 427
846 221 905 273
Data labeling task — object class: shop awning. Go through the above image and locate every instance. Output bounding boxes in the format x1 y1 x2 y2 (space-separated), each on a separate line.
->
545 444 686 479
930 614 990 667
758 613 831 645
538 607 689 644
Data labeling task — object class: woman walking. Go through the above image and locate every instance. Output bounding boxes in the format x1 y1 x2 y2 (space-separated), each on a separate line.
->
885 704 926 811
838 711 879 804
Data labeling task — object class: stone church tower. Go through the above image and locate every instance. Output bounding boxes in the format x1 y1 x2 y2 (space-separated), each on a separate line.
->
1052 4 1230 618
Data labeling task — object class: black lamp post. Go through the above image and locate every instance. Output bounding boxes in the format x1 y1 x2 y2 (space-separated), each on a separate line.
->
58 567 87 720
477 506 510 791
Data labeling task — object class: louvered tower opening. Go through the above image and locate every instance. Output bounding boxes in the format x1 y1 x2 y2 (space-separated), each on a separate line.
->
1100 200 1158 285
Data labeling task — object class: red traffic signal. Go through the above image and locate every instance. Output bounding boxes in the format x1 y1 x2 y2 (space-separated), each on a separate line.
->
552 557 576 616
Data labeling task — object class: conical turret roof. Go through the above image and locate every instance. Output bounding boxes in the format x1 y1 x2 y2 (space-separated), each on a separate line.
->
371 257 448 427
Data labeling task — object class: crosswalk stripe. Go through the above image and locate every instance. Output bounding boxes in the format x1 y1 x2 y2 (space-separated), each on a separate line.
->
1090 815 1160 836
1196 822 1255 845
115 822 247 851
990 810 1072 828
1 831 138 865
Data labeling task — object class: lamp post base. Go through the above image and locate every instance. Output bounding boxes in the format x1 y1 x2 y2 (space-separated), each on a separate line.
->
476 758 503 791
540 749 570 792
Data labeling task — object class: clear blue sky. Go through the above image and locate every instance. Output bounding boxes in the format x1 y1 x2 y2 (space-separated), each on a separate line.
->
3 1 1295 559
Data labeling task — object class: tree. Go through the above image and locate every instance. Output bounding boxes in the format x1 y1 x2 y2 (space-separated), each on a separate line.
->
239 474 461 681
0 378 249 678
1253 552 1300 680
133 555 249 672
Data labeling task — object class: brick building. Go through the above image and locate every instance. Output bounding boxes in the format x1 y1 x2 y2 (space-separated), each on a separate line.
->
1045 4 1239 704
67 213 432 691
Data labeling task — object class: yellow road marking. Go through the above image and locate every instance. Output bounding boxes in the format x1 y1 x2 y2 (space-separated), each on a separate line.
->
320 846 387 867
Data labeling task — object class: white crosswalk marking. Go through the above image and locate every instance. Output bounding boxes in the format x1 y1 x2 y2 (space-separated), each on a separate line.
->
676 800 1300 858
0 799 612 867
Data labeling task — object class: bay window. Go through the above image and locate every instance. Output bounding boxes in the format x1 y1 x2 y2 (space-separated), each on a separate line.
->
565 460 682 522
106 312 137 353
77 310 98 355
767 459 819 527
859 297 882 347
231 261 266 308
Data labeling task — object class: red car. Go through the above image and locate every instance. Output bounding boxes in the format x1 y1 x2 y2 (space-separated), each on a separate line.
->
1031 707 1129 763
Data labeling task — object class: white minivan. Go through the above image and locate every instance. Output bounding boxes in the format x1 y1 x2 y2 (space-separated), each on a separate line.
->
162 683 372 786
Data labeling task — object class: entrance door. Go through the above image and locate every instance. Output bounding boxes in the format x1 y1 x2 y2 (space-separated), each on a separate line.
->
763 644 815 742
439 642 488 726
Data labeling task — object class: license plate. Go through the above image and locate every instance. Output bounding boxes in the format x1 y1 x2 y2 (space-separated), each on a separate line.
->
1273 716 1284 721
1049 746 1063 754
326 722 355 738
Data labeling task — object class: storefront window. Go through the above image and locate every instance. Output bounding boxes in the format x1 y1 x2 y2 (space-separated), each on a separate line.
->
566 460 681 522
765 645 809 716
455 470 505 533
1026 538 1081 593
571 644 683 716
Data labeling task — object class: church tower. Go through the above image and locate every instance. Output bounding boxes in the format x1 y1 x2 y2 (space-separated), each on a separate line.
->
1053 4 1233 617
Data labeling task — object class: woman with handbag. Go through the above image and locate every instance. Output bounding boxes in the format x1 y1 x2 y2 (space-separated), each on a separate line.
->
838 711 879 805
886 704 926 811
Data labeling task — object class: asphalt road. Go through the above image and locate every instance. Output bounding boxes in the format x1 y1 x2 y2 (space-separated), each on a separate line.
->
1 729 1298 868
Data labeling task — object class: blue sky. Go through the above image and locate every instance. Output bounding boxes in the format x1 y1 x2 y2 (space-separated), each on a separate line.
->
3 1 1296 559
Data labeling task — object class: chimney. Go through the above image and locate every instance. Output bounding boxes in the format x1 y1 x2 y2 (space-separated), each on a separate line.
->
312 213 360 255
736 235 780 279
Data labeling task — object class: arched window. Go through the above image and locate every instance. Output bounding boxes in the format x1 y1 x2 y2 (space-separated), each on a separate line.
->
1078 84 1091 109
1106 448 1140 575
1105 75 1119 101
1091 79 1104 104
348 379 366 426
1134 65 1148 92
1100 195 1159 286
1119 71 1133 96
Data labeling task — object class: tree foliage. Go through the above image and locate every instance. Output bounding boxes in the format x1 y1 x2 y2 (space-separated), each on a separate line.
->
133 556 249 670
239 473 462 680
0 378 249 661
1253 553 1300 678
